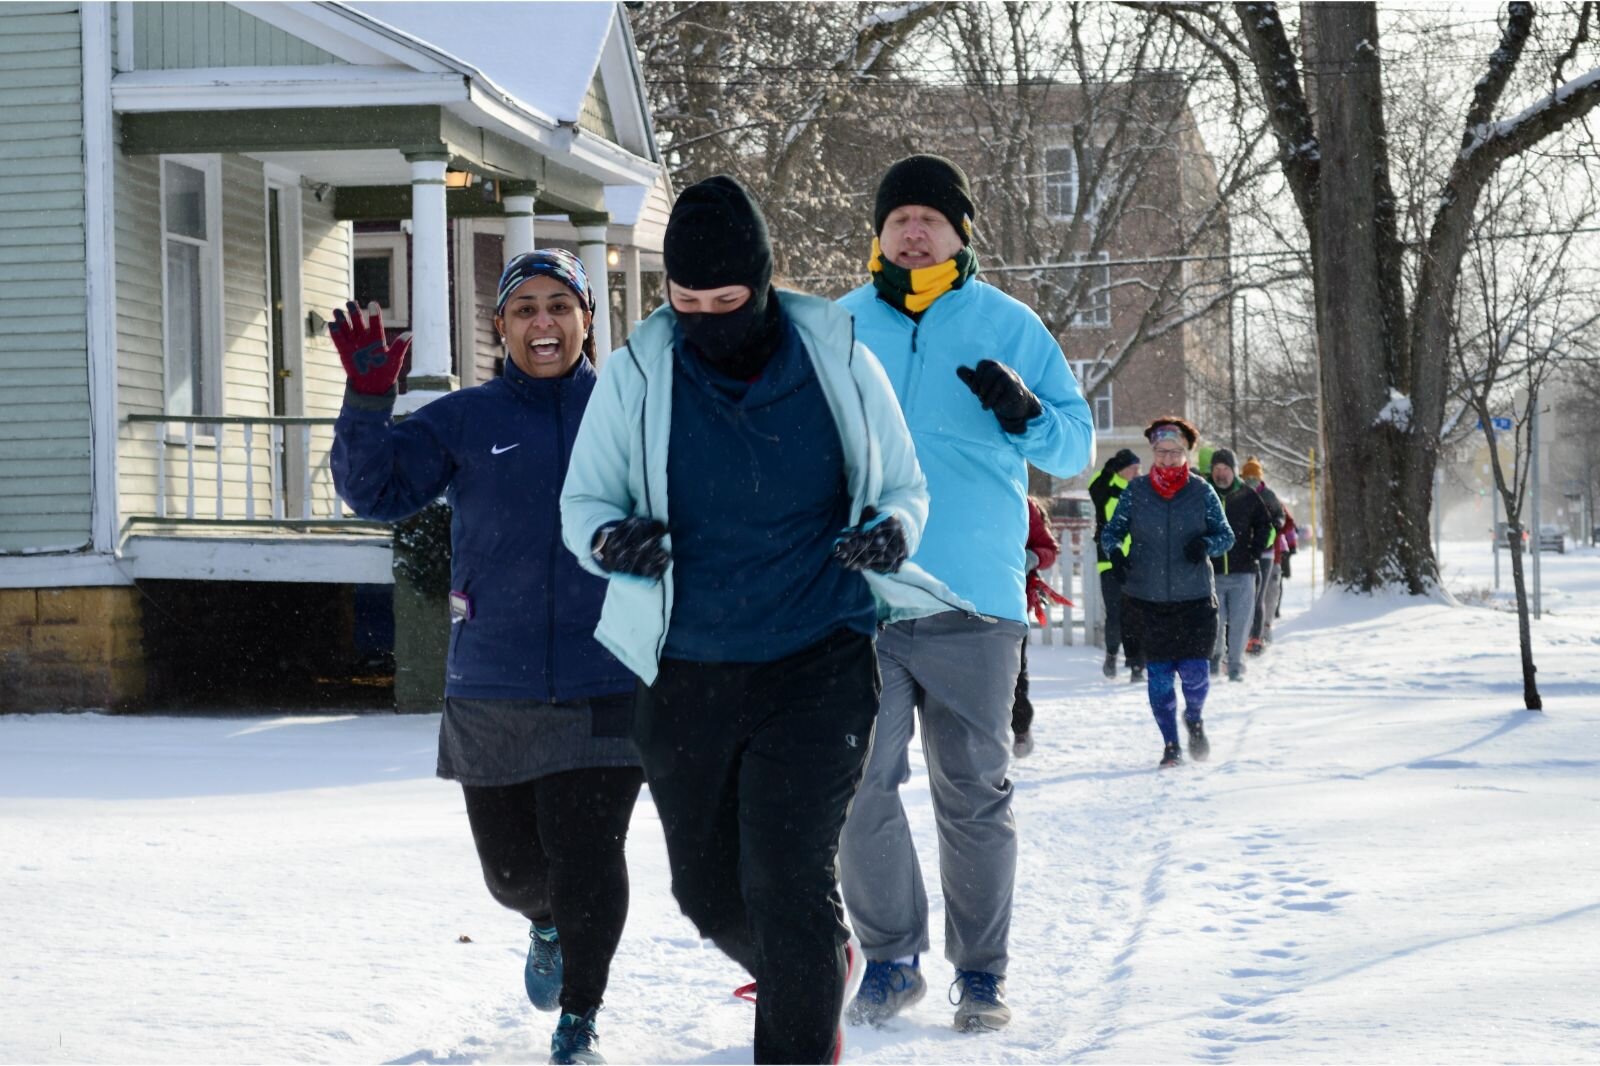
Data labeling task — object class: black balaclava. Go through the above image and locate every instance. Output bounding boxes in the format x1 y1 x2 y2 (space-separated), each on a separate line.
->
663 175 783 378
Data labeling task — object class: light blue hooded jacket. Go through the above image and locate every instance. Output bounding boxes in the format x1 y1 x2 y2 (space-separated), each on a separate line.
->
560 290 974 684
839 279 1097 621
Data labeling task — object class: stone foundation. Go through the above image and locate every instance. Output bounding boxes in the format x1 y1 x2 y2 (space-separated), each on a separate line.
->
0 586 146 712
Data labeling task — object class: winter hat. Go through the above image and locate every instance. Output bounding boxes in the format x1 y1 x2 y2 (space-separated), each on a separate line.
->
1241 456 1264 480
873 154 976 243
663 175 773 294
1144 416 1198 449
496 249 592 316
1105 447 1141 476
1210 448 1238 472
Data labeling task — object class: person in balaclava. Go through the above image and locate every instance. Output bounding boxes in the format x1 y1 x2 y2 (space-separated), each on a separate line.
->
329 250 641 1066
835 153 1096 1034
560 174 967 1065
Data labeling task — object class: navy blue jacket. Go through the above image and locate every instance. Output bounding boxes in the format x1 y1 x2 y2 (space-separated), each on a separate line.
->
332 358 632 701
662 317 877 663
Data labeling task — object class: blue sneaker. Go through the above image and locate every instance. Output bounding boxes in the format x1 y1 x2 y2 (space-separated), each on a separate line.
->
847 955 925 1026
525 923 563 1012
950 969 1010 1032
548 1008 603 1065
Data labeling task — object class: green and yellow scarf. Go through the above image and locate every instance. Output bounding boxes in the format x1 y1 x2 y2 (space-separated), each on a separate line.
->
868 238 979 315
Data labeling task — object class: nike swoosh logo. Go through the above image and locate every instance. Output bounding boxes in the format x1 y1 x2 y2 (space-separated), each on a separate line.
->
490 443 520 455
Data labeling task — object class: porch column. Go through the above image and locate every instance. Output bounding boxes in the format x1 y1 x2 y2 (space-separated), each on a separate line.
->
502 180 538 264
572 212 611 361
623 245 642 335
398 152 455 414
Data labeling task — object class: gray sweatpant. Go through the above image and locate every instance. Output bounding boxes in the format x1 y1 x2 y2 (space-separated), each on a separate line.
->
839 611 1025 976
1212 570 1257 674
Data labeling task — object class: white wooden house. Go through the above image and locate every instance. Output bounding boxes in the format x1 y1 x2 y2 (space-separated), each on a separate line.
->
0 1 669 710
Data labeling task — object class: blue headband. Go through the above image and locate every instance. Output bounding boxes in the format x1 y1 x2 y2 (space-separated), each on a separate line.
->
496 249 593 317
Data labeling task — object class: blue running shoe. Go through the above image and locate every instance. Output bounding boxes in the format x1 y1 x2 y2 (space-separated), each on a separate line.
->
525 923 563 1012
950 969 1010 1032
548 1008 603 1065
847 954 925 1026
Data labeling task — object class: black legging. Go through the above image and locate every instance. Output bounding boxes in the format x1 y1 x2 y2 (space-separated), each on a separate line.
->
462 765 644 1016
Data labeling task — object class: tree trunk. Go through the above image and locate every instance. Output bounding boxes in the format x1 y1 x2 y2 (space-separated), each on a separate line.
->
1503 532 1543 711
1304 3 1439 592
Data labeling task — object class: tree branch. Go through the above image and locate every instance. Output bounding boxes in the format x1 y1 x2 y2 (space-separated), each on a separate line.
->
1232 2 1319 236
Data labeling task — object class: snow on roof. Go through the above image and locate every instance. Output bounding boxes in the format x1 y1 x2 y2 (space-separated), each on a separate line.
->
340 1 616 124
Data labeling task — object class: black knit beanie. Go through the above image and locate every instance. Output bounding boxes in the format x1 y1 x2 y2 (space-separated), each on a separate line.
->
1210 448 1238 472
663 175 773 293
1104 448 1141 475
873 154 976 243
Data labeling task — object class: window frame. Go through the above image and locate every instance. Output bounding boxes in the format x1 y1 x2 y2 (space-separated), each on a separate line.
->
1069 359 1115 432
1044 144 1107 221
158 154 225 427
1060 251 1112 329
352 231 410 326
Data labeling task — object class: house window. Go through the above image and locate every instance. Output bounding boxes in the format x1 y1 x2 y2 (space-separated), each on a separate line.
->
1069 360 1115 432
161 157 222 420
1056 251 1112 328
353 232 409 325
1044 146 1106 220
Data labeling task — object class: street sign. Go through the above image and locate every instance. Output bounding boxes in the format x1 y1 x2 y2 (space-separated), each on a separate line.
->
1475 417 1513 431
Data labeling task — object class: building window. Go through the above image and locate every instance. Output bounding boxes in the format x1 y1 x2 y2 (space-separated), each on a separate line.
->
353 232 409 325
1044 145 1106 220
1054 251 1111 328
160 156 223 420
1069 360 1115 432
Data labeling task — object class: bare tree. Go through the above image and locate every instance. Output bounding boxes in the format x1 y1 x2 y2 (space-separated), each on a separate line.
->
628 1 948 283
926 2 1299 410
1447 150 1600 708
1177 1 1600 593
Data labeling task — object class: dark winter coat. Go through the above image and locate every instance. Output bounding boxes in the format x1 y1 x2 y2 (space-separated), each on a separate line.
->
1102 474 1233 605
332 357 632 702
1211 478 1273 576
1089 467 1131 569
1101 472 1233 662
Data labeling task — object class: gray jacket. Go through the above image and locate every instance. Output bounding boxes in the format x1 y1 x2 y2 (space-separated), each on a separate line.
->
1102 474 1234 603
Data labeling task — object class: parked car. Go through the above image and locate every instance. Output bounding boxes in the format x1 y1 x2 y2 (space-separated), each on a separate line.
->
1048 492 1095 551
1539 524 1566 554
1492 521 1526 551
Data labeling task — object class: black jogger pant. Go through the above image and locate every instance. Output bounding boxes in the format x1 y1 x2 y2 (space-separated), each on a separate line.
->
634 628 880 1065
1011 638 1033 736
462 764 644 1016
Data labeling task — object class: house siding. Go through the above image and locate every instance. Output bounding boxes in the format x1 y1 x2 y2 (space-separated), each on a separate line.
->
0 2 92 552
133 2 339 70
117 153 353 524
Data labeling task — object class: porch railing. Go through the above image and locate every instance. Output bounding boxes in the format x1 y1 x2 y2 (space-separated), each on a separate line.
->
124 414 387 529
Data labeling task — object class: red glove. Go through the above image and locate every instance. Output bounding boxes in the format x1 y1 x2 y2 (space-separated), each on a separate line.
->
329 301 411 395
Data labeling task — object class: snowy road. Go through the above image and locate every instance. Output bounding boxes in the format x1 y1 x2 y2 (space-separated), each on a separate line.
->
3 542 1598 1063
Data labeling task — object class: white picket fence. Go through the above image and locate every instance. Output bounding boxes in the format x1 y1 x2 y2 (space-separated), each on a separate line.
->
1032 528 1105 647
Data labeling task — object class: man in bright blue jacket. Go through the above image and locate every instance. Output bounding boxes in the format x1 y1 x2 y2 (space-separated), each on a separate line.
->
837 154 1096 1033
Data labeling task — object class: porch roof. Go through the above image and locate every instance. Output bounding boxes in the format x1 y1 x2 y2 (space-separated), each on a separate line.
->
111 1 660 213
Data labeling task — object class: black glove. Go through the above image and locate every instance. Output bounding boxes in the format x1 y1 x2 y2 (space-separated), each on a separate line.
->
955 360 1042 434
1109 551 1129 585
592 517 670 579
1184 535 1210 564
833 510 908 574
1280 553 1292 580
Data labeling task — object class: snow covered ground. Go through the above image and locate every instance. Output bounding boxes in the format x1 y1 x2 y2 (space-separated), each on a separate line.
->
3 540 1598 1064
